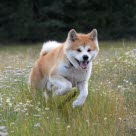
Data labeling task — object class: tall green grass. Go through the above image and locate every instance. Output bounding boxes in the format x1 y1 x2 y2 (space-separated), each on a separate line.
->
0 42 135 136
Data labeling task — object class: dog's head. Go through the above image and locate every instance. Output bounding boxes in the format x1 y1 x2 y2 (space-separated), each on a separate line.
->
64 29 99 69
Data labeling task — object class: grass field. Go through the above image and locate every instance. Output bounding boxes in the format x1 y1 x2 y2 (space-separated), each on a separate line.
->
0 41 136 136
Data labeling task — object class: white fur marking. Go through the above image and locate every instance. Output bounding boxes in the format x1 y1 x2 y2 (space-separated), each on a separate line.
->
40 41 61 56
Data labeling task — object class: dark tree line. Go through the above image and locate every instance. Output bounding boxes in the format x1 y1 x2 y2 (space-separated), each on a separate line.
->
0 0 136 43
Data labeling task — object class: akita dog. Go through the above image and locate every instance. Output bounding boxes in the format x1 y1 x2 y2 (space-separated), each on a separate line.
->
29 29 99 108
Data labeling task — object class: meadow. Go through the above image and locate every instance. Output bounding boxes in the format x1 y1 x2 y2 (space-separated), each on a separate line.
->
0 41 136 136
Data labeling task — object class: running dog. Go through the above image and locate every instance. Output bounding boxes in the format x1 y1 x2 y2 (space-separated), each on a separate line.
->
29 29 99 108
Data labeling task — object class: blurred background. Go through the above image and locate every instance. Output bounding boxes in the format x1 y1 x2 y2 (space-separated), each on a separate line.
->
0 0 136 43
0 1 136 135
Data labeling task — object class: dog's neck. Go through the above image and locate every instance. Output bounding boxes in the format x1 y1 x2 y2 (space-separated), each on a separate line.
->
64 60 73 69
68 60 74 67
64 55 74 69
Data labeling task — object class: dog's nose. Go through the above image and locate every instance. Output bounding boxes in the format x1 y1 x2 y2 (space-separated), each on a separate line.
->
83 55 89 60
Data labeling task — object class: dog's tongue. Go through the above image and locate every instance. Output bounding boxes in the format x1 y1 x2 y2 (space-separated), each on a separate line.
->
80 61 88 69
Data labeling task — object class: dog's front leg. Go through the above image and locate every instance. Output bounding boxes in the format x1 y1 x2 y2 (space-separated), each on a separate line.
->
49 75 72 96
72 81 88 108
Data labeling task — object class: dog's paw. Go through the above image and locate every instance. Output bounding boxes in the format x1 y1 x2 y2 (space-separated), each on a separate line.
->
72 100 82 109
55 90 63 96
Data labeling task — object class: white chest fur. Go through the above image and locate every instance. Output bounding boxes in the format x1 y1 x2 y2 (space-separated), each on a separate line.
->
57 62 92 86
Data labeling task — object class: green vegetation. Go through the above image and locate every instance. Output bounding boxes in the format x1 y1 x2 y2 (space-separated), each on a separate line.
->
1 0 136 42
0 42 136 136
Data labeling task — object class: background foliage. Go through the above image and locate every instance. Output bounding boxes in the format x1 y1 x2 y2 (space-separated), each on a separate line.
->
0 0 136 42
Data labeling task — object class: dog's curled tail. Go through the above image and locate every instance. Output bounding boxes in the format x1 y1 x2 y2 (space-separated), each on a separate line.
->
40 41 61 56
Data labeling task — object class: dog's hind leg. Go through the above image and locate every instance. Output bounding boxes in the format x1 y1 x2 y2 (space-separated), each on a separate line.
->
44 81 53 100
44 90 52 100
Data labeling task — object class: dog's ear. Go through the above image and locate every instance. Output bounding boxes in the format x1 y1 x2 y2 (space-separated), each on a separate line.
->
89 29 97 41
68 29 77 41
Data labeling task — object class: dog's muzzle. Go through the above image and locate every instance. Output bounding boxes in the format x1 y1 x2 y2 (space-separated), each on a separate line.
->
75 58 89 69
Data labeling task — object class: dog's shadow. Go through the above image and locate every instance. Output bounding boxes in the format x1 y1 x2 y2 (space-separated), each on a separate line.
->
29 89 83 120
54 90 84 120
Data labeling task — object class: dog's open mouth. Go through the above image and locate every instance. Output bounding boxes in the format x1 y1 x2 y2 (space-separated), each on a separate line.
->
75 59 89 69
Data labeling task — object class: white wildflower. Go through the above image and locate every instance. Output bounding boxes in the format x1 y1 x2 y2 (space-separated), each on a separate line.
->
33 114 40 117
45 107 50 111
104 117 107 120
56 118 60 120
34 123 40 127
67 125 71 129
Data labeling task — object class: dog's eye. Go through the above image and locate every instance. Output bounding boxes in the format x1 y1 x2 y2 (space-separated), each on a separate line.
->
87 49 91 52
77 48 82 52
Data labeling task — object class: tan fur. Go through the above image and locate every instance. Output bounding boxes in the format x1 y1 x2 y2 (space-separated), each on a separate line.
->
29 44 64 89
66 34 98 51
28 29 99 108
